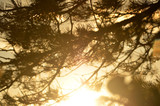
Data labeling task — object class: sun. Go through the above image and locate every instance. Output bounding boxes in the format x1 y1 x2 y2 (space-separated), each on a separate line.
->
48 87 100 106
46 64 109 106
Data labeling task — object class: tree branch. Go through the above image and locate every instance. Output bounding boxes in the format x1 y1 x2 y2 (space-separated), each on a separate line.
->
10 0 18 8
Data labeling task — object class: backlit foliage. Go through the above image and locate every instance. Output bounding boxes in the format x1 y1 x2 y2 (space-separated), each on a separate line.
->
0 0 160 105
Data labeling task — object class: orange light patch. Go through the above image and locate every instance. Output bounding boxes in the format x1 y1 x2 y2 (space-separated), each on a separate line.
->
153 39 160 58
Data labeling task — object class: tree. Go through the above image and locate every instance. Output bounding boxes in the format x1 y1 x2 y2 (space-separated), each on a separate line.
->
0 0 160 105
102 76 160 106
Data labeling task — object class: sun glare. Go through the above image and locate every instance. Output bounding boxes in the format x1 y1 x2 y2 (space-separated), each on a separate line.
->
45 64 111 106
53 87 100 106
